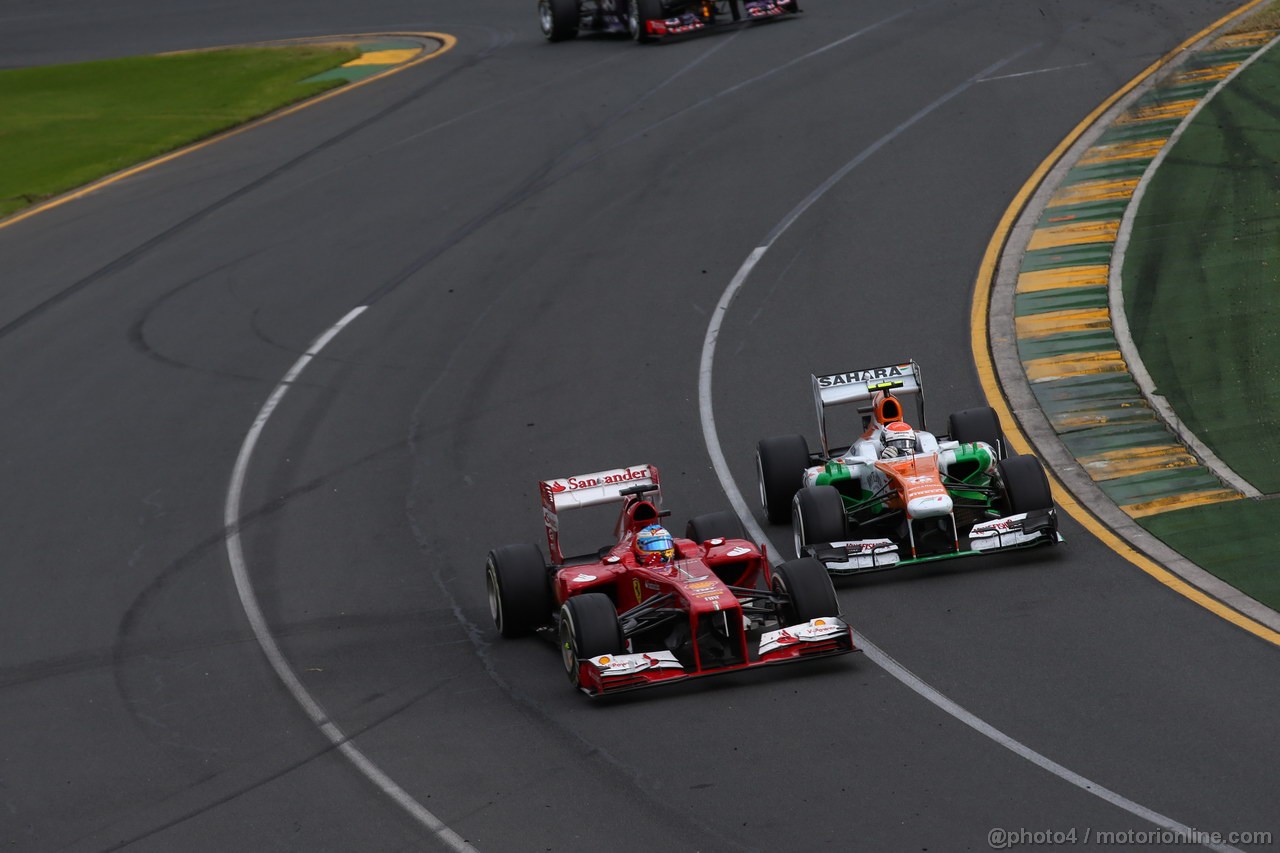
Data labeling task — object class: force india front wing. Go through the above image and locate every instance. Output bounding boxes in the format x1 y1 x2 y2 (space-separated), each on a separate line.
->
804 509 1061 575
575 616 855 696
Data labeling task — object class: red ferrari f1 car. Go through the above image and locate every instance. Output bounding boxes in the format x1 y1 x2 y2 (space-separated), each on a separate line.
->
538 0 798 43
485 463 855 696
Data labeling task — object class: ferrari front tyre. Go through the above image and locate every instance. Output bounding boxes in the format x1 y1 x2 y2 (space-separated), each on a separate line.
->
686 510 747 543
756 434 810 524
486 544 551 637
948 406 1006 459
538 0 580 41
559 594 624 686
627 0 663 42
792 485 846 556
998 455 1054 514
772 557 839 624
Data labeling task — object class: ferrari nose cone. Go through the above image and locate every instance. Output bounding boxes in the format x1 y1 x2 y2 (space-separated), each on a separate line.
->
907 494 953 518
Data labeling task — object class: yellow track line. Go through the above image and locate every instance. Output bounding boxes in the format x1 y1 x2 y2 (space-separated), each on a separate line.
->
0 32 458 233
970 0 1280 646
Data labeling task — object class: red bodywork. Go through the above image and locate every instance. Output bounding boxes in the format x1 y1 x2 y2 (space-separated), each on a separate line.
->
539 464 854 694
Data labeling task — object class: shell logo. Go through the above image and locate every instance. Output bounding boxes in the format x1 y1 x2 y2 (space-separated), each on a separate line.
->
814 619 826 626
598 656 611 665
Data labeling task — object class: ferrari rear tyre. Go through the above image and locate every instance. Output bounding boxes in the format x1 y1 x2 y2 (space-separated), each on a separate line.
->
559 594 624 686
756 434 810 524
627 0 663 42
538 0 580 41
686 510 747 543
772 557 839 624
792 485 846 556
948 406 1006 459
998 455 1054 514
486 544 552 637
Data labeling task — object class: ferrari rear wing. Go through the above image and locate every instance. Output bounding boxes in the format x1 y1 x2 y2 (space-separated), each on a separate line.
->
812 360 926 455
539 464 661 564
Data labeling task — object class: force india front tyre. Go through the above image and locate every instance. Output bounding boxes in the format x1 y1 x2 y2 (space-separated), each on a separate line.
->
791 485 847 558
756 433 810 524
998 455 1054 515
948 406 1007 460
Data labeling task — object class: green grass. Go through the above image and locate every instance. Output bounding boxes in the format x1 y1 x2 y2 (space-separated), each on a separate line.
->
1121 43 1280 494
0 46 358 218
1140 500 1280 612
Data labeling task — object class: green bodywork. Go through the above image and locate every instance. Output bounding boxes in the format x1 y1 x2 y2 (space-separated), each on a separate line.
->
819 443 1000 520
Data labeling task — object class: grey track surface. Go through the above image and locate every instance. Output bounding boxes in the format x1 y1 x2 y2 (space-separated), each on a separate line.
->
2 1 1277 851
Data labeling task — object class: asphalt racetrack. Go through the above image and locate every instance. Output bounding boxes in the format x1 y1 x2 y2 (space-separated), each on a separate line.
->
3 1 1278 851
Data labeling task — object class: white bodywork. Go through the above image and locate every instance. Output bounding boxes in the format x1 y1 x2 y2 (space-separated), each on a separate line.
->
758 617 850 655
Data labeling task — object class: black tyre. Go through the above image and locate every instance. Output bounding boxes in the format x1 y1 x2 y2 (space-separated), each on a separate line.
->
686 510 747 543
538 0 580 40
949 406 1006 459
486 544 551 638
559 593 624 686
998 455 1054 514
626 0 663 42
772 557 839 624
756 434 810 524
791 486 847 556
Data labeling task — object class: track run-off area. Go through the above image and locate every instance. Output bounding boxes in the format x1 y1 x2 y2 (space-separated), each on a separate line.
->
2 1 1277 851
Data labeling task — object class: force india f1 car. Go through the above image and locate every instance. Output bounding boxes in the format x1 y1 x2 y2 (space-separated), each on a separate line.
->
485 464 855 696
755 361 1062 575
538 0 798 43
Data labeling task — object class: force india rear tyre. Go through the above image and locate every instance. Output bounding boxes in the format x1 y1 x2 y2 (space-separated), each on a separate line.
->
756 433 810 524
486 544 551 637
792 485 847 557
538 0 580 40
948 406 1007 460
772 557 839 624
559 593 624 686
998 455 1054 514
686 510 747 543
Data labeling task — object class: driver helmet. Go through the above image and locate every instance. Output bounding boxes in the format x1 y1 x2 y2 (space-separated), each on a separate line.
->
881 421 918 457
634 525 676 565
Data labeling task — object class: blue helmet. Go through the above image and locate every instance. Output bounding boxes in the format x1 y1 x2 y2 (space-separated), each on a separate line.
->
635 525 675 564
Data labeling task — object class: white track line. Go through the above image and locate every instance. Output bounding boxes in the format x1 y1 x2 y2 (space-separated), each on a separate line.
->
223 305 480 853
696 49 1240 853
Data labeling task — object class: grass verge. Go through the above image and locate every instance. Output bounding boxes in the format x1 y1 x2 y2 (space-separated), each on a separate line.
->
0 45 358 218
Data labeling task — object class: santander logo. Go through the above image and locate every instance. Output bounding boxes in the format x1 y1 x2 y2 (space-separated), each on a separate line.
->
557 466 650 491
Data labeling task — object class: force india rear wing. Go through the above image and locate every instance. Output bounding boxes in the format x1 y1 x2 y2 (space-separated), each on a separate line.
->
812 360 926 456
539 464 660 565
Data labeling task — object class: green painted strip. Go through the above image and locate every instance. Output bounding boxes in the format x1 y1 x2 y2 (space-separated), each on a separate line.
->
1038 198 1131 225
1031 373 1146 408
1048 401 1158 433
1098 466 1226 503
1058 421 1179 456
1192 47 1259 64
1096 121 1182 144
1020 244 1115 272
1065 160 1153 184
1016 329 1121 360
304 65 387 84
1015 285 1109 315
1157 81 1219 101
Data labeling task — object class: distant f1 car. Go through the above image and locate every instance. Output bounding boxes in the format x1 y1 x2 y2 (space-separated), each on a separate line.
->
538 0 799 43
485 463 855 695
755 361 1061 575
